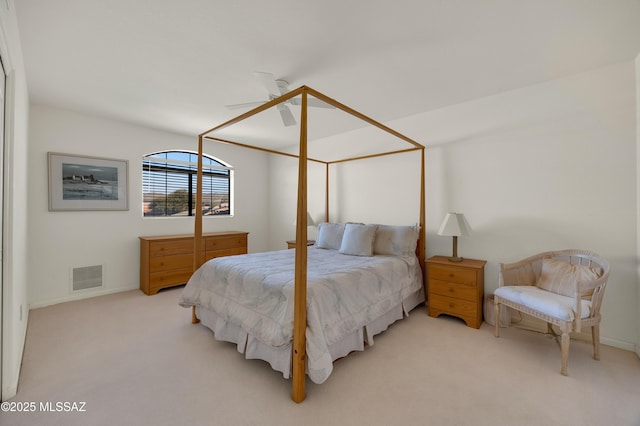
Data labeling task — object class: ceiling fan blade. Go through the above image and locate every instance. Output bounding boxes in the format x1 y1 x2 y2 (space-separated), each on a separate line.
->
275 79 290 96
224 100 267 110
254 71 281 98
277 104 296 127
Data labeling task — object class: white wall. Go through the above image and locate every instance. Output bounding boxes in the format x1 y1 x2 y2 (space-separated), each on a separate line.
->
267 154 325 248
636 52 640 358
0 2 30 400
27 104 270 308
271 62 638 350
422 62 639 349
268 124 425 248
268 151 424 248
417 62 637 349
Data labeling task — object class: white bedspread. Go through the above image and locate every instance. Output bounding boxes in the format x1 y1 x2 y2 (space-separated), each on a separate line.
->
179 247 423 383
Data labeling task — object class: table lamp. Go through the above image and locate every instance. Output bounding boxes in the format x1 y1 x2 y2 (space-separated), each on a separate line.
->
437 212 472 262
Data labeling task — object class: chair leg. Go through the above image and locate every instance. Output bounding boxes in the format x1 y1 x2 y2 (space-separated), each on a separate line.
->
560 332 570 376
494 300 500 337
592 324 601 361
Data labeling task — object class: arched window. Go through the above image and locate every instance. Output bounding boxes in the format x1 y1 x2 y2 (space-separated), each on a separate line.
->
142 150 233 217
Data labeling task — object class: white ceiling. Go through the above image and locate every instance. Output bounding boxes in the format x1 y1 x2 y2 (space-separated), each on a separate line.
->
14 0 640 143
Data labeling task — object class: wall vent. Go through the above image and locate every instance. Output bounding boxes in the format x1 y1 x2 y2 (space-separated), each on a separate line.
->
72 265 103 292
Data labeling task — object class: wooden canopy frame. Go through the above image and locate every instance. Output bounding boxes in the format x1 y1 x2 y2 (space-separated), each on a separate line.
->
194 85 426 403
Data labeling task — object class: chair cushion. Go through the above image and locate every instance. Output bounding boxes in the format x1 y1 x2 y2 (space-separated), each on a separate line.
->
494 286 591 322
536 258 601 297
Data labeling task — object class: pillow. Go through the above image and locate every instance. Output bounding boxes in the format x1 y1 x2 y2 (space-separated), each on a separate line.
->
339 223 378 256
315 222 345 250
536 258 601 297
373 224 419 256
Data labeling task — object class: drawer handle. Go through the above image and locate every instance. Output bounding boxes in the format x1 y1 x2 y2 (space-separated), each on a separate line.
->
448 288 454 293
449 302 455 308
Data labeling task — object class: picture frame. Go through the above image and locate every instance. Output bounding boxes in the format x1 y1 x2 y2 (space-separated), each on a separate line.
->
48 152 129 211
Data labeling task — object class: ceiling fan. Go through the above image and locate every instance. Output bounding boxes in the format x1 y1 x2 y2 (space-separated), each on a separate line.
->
225 72 333 127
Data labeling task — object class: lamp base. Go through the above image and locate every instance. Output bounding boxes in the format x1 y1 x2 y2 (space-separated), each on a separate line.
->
448 236 463 262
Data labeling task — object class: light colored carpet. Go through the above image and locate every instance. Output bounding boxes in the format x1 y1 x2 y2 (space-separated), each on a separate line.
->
3 287 640 426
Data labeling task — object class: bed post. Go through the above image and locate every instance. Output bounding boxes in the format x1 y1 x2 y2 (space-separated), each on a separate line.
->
325 163 330 222
419 148 427 298
292 88 309 403
196 85 426 403
194 135 205 268
192 135 205 324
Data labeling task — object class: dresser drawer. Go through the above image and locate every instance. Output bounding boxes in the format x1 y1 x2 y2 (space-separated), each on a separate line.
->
149 238 193 257
430 279 477 302
205 234 247 251
149 253 193 272
149 267 193 290
429 294 478 318
428 264 477 285
205 247 247 261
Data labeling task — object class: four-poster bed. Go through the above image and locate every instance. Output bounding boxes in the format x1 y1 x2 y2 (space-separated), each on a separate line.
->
180 85 426 403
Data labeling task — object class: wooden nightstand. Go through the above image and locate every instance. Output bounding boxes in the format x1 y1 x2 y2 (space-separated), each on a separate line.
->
426 256 486 329
286 240 315 249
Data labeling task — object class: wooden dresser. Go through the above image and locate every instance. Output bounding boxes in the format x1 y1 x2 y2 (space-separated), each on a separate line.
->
139 231 248 295
426 256 486 329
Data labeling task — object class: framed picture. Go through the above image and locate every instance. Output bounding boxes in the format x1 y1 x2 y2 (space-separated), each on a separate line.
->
48 152 129 211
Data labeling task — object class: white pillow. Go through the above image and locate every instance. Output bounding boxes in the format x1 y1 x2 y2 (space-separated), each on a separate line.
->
315 222 345 250
373 224 419 256
339 223 377 256
536 258 601 297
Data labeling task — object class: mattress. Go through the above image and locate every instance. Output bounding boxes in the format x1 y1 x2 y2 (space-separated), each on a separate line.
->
179 246 424 383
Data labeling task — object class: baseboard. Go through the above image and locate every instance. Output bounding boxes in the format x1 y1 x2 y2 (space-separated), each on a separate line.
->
509 312 637 352
29 284 139 310
600 336 637 352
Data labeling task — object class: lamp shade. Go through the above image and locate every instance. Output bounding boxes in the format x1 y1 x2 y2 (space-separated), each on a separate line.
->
306 212 316 227
293 212 316 227
437 212 472 237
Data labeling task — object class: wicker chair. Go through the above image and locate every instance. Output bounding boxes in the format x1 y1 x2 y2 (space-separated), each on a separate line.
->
493 250 609 375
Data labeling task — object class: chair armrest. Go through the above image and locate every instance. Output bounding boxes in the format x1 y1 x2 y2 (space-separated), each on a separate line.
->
569 271 609 332
577 272 609 315
577 272 608 297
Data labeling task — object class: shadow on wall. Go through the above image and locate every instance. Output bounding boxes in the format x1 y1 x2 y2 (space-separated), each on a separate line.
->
458 216 593 293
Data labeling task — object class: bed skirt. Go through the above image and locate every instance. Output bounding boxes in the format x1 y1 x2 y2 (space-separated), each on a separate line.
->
194 288 424 384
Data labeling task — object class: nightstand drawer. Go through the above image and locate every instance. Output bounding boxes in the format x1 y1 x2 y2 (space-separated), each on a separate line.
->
428 264 477 285
430 279 477 301
429 295 478 318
